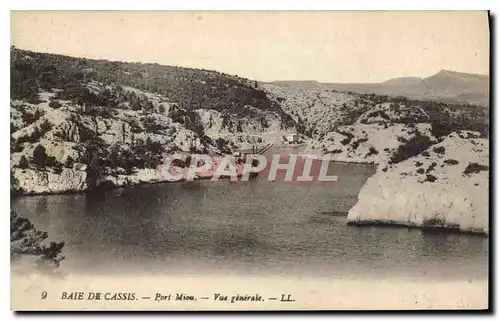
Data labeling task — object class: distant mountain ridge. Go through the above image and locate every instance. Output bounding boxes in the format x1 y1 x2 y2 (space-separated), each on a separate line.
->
270 70 489 106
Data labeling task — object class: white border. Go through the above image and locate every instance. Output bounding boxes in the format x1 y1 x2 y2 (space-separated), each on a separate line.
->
1 1 498 320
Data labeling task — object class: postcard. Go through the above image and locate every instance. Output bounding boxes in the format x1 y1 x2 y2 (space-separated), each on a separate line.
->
10 10 489 311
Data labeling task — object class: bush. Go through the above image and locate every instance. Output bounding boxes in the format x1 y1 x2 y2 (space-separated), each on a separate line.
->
142 116 168 133
53 129 71 141
351 138 368 150
443 159 459 166
49 99 62 109
433 146 445 154
64 156 75 168
422 214 446 227
389 132 433 164
416 168 425 174
426 162 437 173
39 119 53 134
430 121 454 139
53 162 64 174
105 138 165 171
424 174 437 183
366 110 390 120
11 122 19 134
21 109 44 125
20 120 53 144
366 146 379 157
31 145 61 170
28 127 42 142
128 121 144 134
31 145 48 169
463 163 488 175
18 156 29 169
11 138 24 153
339 131 354 145
214 138 231 154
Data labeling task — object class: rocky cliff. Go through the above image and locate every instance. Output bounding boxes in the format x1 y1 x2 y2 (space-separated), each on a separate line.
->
304 102 437 165
347 131 489 233
292 90 489 234
10 48 298 195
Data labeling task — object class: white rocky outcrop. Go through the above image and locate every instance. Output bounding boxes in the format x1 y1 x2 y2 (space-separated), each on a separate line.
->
193 108 292 148
101 167 183 188
261 83 360 137
306 123 435 165
346 131 489 233
10 87 214 194
12 165 90 194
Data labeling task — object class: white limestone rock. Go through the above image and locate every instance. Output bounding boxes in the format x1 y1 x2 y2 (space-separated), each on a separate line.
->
346 131 489 234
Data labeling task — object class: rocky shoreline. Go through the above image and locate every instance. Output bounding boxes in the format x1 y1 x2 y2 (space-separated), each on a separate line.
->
344 131 489 235
11 162 252 196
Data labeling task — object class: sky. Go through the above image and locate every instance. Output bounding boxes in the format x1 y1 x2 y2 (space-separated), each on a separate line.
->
11 11 490 83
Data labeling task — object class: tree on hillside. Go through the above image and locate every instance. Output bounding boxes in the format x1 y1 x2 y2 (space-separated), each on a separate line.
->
18 156 29 169
31 145 48 169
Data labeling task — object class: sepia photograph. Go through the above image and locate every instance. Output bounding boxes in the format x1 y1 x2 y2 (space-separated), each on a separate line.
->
9 10 490 311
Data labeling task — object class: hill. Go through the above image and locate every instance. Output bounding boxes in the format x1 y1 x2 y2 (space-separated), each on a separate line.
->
270 70 489 106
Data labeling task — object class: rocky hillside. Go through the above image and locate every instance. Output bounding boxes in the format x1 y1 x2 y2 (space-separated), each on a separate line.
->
10 48 297 194
271 69 489 106
263 82 489 138
285 84 490 234
347 131 489 234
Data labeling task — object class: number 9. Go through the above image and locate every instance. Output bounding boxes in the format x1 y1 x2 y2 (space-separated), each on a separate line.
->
41 291 47 299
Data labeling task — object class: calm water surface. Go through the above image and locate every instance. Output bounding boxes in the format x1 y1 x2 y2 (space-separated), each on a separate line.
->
11 147 488 280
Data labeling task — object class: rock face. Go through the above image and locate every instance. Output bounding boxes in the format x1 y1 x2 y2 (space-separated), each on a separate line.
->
304 102 437 165
307 123 435 165
12 166 90 195
193 108 293 148
346 132 489 233
263 81 488 140
262 83 362 137
10 84 241 195
10 47 304 195
10 80 296 195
